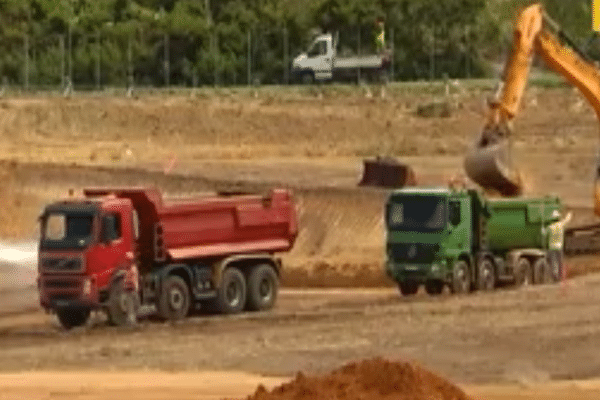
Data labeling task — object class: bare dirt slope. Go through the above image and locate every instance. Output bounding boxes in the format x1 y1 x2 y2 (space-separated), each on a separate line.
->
1 86 599 286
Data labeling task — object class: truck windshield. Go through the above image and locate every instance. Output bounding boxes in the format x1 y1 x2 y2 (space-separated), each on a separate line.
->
307 40 327 57
41 212 95 250
387 196 446 232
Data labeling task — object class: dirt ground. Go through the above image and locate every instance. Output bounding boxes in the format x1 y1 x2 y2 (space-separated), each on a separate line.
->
2 86 600 397
3 277 600 399
4 371 600 400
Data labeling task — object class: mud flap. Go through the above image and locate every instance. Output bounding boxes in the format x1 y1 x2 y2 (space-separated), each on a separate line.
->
359 157 416 188
464 141 522 196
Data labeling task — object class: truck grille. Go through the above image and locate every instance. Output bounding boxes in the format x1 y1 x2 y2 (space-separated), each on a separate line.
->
389 243 438 264
44 279 79 289
41 258 82 272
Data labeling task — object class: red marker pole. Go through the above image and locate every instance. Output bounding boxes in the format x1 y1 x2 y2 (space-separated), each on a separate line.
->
164 153 177 174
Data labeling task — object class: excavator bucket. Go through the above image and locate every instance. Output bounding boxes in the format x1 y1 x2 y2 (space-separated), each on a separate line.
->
464 141 522 196
359 157 416 188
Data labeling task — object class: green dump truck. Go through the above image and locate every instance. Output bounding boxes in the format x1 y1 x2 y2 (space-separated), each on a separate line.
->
384 187 563 296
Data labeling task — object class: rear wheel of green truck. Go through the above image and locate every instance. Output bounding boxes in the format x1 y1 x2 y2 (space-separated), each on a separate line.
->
157 275 191 321
533 257 552 285
451 260 471 294
56 308 90 330
477 258 496 291
215 267 247 314
398 280 419 296
514 257 533 287
246 264 278 312
425 280 444 295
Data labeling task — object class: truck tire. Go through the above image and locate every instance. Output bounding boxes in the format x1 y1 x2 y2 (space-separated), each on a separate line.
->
514 257 533 287
451 260 471 294
215 267 247 314
302 72 314 85
157 275 191 321
425 280 444 296
398 280 419 296
533 257 551 285
57 308 90 330
477 258 496 291
107 279 139 326
246 264 278 312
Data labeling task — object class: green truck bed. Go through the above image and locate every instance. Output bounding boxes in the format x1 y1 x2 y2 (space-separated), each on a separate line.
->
486 196 562 251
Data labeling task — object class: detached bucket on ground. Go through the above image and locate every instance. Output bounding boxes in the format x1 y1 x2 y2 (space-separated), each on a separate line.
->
464 142 522 196
359 157 416 188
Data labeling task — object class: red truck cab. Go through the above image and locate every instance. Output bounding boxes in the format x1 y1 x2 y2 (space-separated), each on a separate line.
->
37 188 298 329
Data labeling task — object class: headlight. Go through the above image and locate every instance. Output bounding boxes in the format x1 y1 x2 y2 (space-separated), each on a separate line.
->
83 279 92 296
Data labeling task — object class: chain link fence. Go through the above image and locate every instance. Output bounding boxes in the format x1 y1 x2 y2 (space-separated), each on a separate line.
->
2 25 482 93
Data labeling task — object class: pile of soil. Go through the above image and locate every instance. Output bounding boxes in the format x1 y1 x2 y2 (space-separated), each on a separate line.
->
245 358 473 400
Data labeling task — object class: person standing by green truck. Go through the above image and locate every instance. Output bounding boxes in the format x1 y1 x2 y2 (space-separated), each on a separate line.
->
375 18 385 53
542 210 572 281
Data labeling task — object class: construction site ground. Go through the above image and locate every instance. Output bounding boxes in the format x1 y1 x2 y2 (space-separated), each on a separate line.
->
2 84 600 398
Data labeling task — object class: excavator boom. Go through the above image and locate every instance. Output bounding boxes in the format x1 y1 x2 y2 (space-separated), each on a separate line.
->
465 3 600 215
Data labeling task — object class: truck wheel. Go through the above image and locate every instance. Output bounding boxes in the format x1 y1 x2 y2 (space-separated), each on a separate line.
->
107 279 139 326
302 72 314 85
398 280 419 296
477 258 496 291
57 308 90 330
215 267 247 314
157 275 191 321
533 258 551 285
514 257 533 287
425 280 444 296
451 260 471 294
246 264 278 312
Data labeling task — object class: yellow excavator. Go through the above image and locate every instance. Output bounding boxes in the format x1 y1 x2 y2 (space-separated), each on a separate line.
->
464 3 600 216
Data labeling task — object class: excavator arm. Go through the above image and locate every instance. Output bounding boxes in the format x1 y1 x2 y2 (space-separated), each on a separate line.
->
465 3 600 215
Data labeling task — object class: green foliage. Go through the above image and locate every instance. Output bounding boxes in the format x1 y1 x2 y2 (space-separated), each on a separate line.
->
0 0 595 87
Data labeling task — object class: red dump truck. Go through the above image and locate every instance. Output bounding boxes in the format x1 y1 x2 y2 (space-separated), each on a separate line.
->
37 187 298 329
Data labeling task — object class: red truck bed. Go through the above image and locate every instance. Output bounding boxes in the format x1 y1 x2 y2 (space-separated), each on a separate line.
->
84 188 298 263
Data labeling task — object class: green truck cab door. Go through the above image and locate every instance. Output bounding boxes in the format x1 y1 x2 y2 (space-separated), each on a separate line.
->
445 196 472 259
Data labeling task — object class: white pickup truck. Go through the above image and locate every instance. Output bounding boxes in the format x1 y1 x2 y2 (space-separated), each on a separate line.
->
292 33 391 84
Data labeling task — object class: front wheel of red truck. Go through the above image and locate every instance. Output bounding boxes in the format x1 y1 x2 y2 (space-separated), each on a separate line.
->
107 280 140 327
246 264 279 312
57 308 90 330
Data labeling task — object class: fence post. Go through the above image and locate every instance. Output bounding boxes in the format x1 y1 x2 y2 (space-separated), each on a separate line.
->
247 29 252 85
164 32 170 87
390 27 395 82
68 23 73 89
96 29 101 90
465 25 471 79
212 31 218 86
430 25 435 81
283 26 289 85
358 27 362 83
60 34 65 89
128 34 134 91
24 34 29 90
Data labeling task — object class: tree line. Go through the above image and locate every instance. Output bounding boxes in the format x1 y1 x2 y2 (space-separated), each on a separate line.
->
0 0 593 88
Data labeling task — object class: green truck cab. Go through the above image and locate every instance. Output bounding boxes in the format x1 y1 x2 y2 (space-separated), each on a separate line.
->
385 187 563 296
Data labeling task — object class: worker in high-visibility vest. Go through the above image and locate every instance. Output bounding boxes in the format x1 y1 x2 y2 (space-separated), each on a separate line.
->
375 18 385 53
542 210 572 281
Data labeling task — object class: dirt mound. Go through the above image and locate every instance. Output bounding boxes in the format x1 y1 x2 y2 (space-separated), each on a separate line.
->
245 358 472 400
